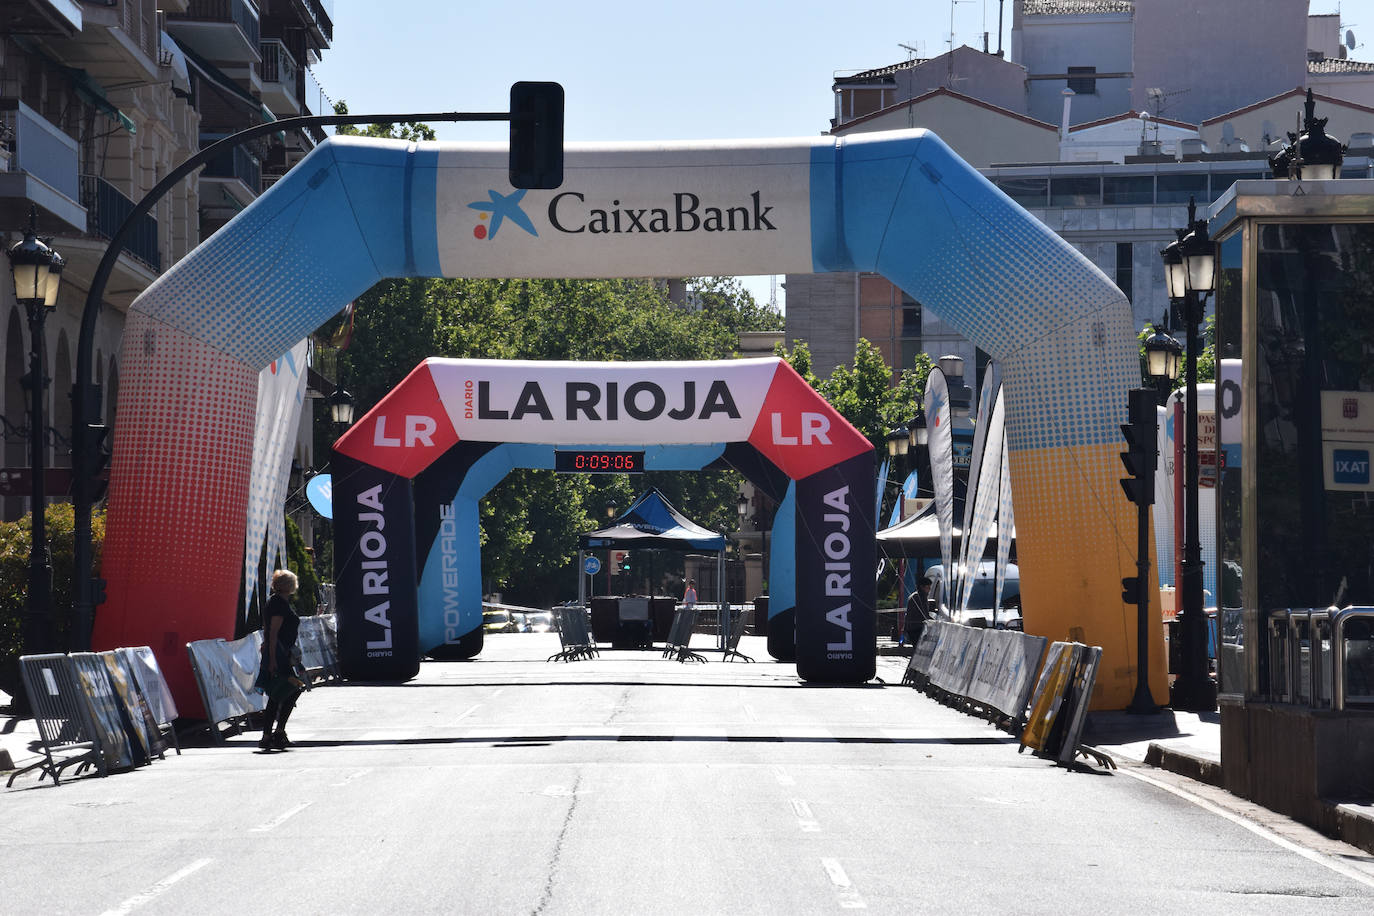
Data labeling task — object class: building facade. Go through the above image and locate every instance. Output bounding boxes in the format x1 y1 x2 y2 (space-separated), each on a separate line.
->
788 0 1374 386
2 1 338 539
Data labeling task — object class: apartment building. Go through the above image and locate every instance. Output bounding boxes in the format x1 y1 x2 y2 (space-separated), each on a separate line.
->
787 0 1374 385
1 0 336 526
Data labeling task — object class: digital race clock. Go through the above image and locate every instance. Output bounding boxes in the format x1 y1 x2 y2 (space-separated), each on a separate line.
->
554 449 645 473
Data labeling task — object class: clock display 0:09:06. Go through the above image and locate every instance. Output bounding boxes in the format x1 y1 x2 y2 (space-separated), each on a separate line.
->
554 450 645 472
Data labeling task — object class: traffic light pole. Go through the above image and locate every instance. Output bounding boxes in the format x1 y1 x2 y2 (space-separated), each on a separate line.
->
70 87 565 650
1121 387 1159 713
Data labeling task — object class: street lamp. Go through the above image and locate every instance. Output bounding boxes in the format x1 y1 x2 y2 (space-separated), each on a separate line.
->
7 206 61 655
1159 197 1219 711
1268 88 1345 181
328 387 356 428
886 424 910 459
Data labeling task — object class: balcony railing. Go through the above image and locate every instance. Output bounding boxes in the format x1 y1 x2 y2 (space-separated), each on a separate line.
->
259 39 298 87
201 138 261 193
80 175 161 271
180 0 261 47
0 99 80 203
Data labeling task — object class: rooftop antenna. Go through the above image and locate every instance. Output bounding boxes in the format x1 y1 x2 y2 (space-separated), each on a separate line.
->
898 42 921 60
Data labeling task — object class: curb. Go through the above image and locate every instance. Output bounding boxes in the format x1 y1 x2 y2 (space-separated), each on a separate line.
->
1144 743 1225 788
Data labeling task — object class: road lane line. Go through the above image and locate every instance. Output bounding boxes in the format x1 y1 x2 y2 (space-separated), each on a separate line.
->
820 858 866 909
98 858 212 916
455 704 481 720
1120 767 1374 890
791 798 821 833
330 769 371 788
772 765 796 786
250 802 311 833
742 703 758 722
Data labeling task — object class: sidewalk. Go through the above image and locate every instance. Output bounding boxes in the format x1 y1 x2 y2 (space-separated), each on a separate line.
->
0 688 43 776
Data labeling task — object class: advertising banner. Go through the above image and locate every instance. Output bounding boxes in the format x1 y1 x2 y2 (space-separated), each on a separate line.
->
959 385 1005 615
994 434 1016 614
924 368 955 586
243 341 308 616
186 634 266 727
332 453 421 681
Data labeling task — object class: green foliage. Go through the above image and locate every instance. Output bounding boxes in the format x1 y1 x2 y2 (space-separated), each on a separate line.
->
0 506 106 699
332 100 436 142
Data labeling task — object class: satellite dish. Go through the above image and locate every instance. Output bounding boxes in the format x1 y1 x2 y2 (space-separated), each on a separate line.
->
1348 29 1357 50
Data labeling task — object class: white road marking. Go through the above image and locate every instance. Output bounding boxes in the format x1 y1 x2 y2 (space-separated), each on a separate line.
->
1120 767 1374 890
98 858 212 916
489 688 504 699
821 858 867 909
772 765 796 786
329 769 371 788
455 704 481 720
791 798 821 833
250 802 311 833
742 703 758 723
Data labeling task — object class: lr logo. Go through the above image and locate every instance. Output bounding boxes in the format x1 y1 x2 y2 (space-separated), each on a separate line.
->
1333 448 1371 485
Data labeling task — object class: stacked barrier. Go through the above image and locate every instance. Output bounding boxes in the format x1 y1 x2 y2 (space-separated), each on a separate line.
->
548 607 598 662
903 623 1106 768
9 645 180 787
1019 642 1107 768
663 607 707 664
184 614 342 744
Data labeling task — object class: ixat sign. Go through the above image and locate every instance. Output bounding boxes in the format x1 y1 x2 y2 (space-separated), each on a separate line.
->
547 190 779 236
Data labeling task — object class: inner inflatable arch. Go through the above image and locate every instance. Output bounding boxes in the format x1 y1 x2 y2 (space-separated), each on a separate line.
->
329 356 873 682
93 130 1167 711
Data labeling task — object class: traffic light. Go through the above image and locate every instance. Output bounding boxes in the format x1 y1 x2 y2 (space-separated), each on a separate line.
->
1119 388 1157 506
509 81 564 190
618 551 631 574
1121 576 1141 605
92 577 107 607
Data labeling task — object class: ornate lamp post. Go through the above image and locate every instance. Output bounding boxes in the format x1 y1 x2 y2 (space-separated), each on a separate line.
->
328 386 356 429
7 206 62 654
1268 88 1345 181
1160 198 1220 711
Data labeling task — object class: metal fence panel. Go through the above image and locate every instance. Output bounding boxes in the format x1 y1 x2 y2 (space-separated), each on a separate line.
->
8 654 106 787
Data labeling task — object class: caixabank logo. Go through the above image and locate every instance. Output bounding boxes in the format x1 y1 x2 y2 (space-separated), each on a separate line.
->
467 187 779 241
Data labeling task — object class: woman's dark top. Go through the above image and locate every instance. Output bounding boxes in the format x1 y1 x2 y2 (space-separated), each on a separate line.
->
263 592 300 670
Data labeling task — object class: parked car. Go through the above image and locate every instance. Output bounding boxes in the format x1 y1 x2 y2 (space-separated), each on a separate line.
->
525 612 554 633
924 561 1020 629
482 609 519 633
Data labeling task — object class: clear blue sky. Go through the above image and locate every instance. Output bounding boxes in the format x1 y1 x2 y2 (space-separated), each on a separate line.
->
313 1 1364 307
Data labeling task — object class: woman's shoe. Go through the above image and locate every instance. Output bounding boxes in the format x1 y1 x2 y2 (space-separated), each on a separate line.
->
271 731 290 749
257 735 273 750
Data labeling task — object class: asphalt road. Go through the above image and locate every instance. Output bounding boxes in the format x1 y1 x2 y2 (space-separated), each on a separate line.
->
4 634 1374 915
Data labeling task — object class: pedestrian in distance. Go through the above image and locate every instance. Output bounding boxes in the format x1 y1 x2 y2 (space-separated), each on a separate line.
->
904 576 934 649
683 578 698 610
255 569 306 751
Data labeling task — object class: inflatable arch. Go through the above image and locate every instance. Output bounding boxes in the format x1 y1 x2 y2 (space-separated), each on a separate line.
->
93 129 1167 711
330 356 874 682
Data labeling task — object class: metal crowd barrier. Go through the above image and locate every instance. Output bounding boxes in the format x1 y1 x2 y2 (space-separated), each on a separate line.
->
186 633 267 744
663 606 707 663
9 644 183 787
548 606 598 662
1265 607 1374 710
902 621 1049 731
7 654 107 787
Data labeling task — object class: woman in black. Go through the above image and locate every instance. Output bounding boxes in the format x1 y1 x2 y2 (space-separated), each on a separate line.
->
258 569 304 750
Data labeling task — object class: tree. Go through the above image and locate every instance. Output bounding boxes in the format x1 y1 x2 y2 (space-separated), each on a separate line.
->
332 100 436 142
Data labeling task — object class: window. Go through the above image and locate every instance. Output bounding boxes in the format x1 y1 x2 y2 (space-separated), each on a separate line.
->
1156 173 1208 205
1103 176 1154 205
1115 242 1133 302
995 177 1048 208
1049 176 1101 207
1067 66 1097 95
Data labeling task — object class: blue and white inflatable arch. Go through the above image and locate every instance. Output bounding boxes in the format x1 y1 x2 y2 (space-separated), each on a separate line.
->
95 130 1165 711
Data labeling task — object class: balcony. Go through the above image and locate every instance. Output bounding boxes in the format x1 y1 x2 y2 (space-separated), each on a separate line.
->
200 135 260 218
259 39 300 116
0 98 85 233
166 0 261 64
80 176 160 271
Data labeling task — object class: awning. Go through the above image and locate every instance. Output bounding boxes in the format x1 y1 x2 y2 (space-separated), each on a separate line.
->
160 31 191 95
12 35 134 135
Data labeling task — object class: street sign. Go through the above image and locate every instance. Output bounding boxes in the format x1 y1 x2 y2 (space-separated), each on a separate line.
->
583 555 601 576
